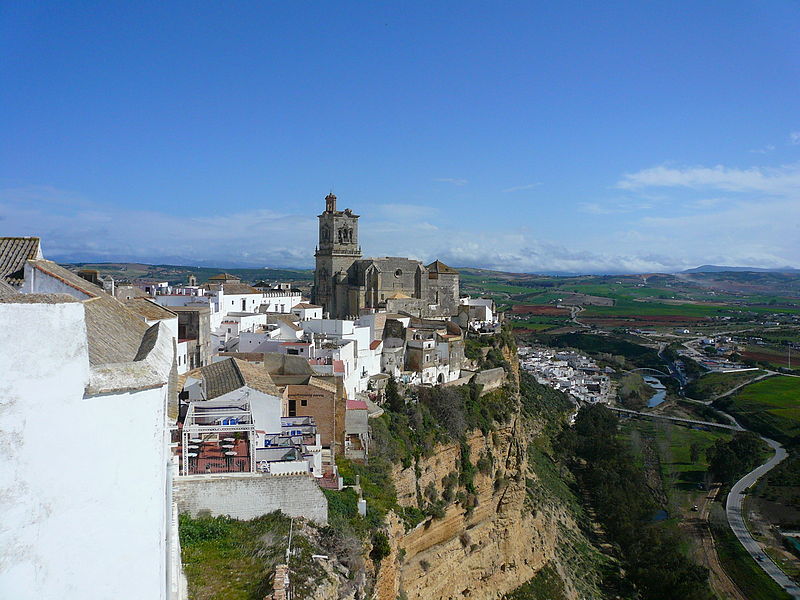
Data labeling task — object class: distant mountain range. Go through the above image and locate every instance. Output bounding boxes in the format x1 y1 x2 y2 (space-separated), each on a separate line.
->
682 265 800 274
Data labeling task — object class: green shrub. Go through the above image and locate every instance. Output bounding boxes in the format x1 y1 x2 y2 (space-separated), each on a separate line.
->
370 531 391 564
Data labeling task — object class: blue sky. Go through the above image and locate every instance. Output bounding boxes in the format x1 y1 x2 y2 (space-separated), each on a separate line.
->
2 1 799 273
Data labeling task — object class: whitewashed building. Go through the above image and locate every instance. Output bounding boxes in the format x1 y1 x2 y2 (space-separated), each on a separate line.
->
2 258 180 600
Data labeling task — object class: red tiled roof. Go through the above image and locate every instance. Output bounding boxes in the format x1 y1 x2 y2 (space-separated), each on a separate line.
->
347 399 368 410
369 340 382 350
333 360 345 374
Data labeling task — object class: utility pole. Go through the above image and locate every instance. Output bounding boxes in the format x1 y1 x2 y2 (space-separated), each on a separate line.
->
285 518 294 600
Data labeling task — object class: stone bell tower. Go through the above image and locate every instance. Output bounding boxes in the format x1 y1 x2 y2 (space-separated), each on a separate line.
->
312 193 361 317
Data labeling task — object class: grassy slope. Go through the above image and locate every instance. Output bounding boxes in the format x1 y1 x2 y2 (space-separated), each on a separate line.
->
619 420 731 507
684 370 767 401
180 513 291 600
720 376 800 444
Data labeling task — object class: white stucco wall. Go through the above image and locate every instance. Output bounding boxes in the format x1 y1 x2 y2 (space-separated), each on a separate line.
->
261 291 302 313
177 340 189 374
22 263 93 299
219 291 263 317
302 318 355 336
239 330 273 352
0 299 171 600
292 306 323 320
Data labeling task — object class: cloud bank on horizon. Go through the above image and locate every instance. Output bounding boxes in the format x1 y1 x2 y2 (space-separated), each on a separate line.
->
3 158 798 274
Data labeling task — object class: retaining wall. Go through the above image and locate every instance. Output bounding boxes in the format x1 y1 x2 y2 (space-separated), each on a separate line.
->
174 473 327 524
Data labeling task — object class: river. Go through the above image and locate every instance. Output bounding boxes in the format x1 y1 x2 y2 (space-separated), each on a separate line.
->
643 375 667 407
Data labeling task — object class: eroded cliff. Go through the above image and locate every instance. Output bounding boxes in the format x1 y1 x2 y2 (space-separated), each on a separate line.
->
363 345 603 600
303 337 605 600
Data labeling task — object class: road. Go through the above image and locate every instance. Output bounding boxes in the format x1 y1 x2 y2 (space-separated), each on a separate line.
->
607 406 740 431
726 436 800 598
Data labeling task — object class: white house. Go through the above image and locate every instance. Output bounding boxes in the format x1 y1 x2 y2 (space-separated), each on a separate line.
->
459 297 498 330
260 289 303 313
292 302 323 320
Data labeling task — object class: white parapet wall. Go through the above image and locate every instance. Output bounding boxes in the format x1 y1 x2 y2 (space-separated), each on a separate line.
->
268 460 311 476
174 473 328 525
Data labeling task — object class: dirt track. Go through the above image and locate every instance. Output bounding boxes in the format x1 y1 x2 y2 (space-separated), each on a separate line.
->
687 484 748 600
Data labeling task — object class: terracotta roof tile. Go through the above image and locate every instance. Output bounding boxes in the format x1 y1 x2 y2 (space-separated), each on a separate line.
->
123 298 178 321
184 357 281 399
0 237 42 286
425 259 458 274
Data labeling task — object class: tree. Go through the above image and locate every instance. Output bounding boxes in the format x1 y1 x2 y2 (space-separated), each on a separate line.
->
707 432 762 484
690 442 702 464
384 376 404 413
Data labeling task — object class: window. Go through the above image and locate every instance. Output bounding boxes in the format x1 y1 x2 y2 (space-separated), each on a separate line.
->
288 400 296 417
394 269 402 278
301 399 308 407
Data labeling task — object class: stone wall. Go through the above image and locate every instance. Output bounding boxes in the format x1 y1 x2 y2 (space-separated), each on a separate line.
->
174 473 328 525
472 367 507 394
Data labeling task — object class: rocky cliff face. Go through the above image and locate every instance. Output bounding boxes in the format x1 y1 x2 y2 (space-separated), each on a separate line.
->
367 347 593 600
371 421 583 600
313 344 600 600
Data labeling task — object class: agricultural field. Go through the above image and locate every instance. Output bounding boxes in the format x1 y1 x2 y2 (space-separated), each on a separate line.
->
463 268 800 338
715 376 800 445
508 318 565 332
741 345 796 370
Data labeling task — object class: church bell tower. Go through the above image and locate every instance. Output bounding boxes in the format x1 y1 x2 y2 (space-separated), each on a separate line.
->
312 193 361 317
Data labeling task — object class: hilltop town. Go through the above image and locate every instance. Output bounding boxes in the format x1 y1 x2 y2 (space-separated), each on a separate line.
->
0 195 511 599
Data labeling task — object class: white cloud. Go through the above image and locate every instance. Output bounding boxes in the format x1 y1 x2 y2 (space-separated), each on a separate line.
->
434 177 468 186
791 132 800 145
616 162 800 195
2 180 797 275
632 197 800 269
0 186 317 267
750 144 775 154
578 199 654 214
502 183 541 193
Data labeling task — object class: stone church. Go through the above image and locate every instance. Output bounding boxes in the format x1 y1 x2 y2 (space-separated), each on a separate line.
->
311 193 460 319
